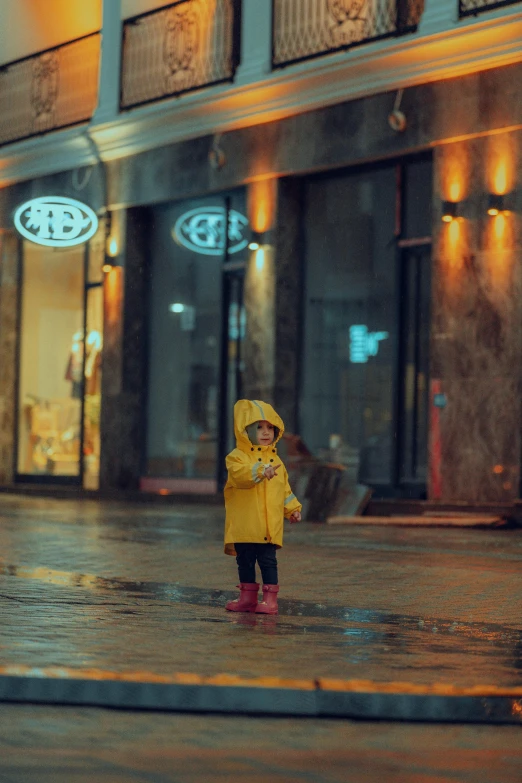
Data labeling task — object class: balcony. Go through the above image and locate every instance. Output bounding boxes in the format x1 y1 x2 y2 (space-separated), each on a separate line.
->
120 0 242 111
0 33 100 148
1 0 522 185
272 0 425 68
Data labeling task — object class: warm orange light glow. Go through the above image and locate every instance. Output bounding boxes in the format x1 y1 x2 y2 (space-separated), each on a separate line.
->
487 208 499 217
484 211 514 287
494 213 507 242
493 464 504 474
449 182 461 202
441 144 470 204
104 265 123 327
158 489 171 496
441 217 465 277
487 133 516 196
1 0 101 64
448 219 460 247
494 160 508 195
248 178 277 233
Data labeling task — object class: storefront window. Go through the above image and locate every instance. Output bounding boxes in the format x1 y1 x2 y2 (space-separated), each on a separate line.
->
145 193 247 483
301 166 398 485
17 242 84 477
16 225 104 485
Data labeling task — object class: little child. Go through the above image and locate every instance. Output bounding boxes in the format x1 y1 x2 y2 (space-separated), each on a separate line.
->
224 399 302 615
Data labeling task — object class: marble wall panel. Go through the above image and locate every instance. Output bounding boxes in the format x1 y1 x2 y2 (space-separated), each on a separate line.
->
99 208 149 490
431 133 522 502
273 179 303 435
0 232 19 484
243 245 276 405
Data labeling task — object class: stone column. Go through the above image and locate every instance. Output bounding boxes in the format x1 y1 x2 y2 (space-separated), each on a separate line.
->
0 232 20 485
273 179 303 434
92 0 123 126
243 244 276 404
99 208 149 490
429 133 522 502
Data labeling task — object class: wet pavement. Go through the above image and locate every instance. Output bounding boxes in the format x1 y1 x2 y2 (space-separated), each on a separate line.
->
0 493 521 781
0 493 521 687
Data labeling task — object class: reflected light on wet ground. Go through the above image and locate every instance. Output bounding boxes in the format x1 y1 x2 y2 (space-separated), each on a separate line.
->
0 494 520 688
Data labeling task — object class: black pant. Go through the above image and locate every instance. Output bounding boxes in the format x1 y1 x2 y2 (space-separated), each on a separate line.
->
235 543 278 585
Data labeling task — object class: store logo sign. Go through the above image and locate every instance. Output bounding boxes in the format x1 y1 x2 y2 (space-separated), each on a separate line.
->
14 196 99 248
349 325 389 364
172 207 249 256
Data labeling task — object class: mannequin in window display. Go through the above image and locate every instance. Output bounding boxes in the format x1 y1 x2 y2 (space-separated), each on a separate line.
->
64 330 84 399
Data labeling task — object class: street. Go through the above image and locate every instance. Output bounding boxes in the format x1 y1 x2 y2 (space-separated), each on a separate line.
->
0 493 520 782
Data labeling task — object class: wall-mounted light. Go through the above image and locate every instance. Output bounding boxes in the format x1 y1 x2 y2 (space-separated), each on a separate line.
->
102 263 113 274
487 193 508 217
169 303 185 313
441 200 459 223
248 231 262 251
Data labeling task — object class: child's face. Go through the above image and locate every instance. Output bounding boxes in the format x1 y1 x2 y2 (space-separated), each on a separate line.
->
256 420 275 446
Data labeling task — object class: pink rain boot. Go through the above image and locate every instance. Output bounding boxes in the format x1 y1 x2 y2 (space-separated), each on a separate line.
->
225 583 259 612
255 584 279 615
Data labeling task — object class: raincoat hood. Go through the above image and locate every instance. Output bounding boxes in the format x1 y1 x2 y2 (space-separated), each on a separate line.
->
233 399 284 452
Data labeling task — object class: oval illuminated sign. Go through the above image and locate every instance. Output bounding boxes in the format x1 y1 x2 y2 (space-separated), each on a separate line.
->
14 196 99 248
172 206 249 256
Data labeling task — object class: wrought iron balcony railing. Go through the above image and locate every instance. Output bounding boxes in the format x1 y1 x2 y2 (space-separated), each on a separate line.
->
459 0 521 16
120 0 241 111
0 33 100 148
272 0 425 68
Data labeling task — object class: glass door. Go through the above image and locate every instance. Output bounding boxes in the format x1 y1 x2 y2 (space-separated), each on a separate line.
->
397 242 431 492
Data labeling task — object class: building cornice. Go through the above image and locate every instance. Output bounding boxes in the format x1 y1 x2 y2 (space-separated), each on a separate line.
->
1 9 522 187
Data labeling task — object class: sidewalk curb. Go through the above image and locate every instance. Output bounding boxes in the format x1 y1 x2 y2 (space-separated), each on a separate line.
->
326 515 507 528
0 667 520 725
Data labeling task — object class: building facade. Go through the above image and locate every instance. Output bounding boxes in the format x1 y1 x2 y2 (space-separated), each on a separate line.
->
1 0 522 502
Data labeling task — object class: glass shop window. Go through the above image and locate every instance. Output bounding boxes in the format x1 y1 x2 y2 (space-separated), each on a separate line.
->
17 242 84 478
301 166 398 485
145 192 247 482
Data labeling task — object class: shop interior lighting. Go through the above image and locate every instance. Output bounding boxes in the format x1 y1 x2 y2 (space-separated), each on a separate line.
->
441 200 459 223
487 193 506 216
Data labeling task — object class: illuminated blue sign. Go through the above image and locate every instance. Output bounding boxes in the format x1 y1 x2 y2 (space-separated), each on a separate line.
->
14 196 99 248
172 207 249 256
349 325 389 364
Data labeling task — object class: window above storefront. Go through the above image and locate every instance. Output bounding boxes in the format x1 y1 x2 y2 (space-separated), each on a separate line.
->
272 0 425 69
459 0 522 17
0 33 100 148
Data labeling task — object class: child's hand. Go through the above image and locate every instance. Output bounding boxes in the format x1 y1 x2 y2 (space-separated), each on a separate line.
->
289 510 301 523
264 464 281 480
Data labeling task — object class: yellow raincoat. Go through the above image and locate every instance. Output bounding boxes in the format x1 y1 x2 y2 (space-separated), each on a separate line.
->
224 399 302 556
